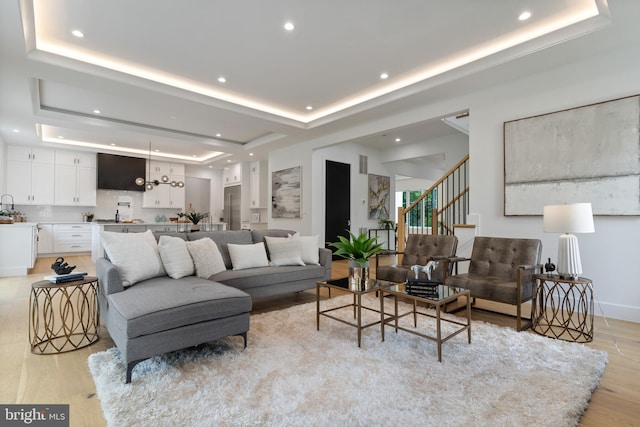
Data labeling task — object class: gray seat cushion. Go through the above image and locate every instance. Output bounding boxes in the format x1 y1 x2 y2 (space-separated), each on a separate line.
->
107 276 251 339
445 274 533 304
210 264 325 291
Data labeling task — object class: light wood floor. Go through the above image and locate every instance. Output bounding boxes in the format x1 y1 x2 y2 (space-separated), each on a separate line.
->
1 256 638 427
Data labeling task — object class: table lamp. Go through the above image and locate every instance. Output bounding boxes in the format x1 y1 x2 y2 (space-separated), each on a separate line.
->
543 203 594 279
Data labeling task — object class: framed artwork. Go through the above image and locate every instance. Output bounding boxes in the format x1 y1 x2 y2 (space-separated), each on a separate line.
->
504 94 640 215
368 174 390 220
272 166 301 218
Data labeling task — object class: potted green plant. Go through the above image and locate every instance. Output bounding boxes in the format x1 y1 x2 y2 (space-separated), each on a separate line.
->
185 212 208 225
328 231 384 286
378 219 395 230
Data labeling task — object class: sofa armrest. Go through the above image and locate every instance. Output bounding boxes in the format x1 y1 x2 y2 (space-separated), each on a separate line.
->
96 257 125 296
318 247 333 280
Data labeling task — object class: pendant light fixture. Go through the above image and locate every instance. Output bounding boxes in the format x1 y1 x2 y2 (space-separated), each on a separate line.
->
135 142 184 191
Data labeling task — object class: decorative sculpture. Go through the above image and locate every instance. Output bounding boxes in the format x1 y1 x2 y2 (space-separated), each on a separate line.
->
411 261 439 281
51 257 76 275
544 257 556 275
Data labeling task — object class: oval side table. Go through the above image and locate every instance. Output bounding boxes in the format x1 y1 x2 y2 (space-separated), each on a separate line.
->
29 276 100 354
531 274 594 343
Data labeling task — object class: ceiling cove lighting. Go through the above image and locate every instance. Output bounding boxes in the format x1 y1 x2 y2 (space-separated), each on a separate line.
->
34 3 601 124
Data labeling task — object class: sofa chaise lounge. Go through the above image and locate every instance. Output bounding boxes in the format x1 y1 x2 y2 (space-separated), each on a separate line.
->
96 229 332 382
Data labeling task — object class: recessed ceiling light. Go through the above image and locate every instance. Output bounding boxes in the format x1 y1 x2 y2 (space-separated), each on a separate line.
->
519 11 532 21
395 138 401 142
154 149 160 152
227 159 232 163
380 73 389 80
93 109 101 114
71 30 84 38
208 165 213 168
306 105 313 110
216 133 222 138
249 152 254 156
12 129 20 133
58 135 64 139
284 22 295 31
110 143 116 146
192 154 197 157
217 76 227 83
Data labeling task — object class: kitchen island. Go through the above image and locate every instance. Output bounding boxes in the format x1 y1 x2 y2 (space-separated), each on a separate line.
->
91 221 227 261
0 222 38 277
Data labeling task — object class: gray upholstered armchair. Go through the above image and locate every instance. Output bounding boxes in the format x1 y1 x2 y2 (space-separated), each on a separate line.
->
376 234 458 283
444 236 543 331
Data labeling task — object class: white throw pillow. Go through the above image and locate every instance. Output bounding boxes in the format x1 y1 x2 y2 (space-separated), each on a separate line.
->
101 230 165 286
186 238 226 279
158 235 194 279
227 242 269 270
264 236 305 266
289 233 320 265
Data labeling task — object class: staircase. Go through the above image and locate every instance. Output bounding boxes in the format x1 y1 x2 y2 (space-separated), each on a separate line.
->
397 154 469 251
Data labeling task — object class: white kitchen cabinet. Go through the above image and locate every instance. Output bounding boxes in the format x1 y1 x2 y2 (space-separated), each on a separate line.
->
54 163 97 206
249 160 268 208
0 222 37 276
6 146 55 205
223 162 242 186
142 162 185 209
53 223 92 253
37 223 54 254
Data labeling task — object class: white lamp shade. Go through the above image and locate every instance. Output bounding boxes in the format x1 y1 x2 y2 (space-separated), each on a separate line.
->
543 203 595 234
543 203 594 279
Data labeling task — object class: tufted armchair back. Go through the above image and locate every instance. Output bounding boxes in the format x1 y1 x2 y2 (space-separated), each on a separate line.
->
401 234 458 267
376 234 457 283
468 237 542 280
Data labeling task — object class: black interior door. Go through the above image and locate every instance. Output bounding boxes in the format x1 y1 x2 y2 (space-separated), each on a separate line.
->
325 160 350 257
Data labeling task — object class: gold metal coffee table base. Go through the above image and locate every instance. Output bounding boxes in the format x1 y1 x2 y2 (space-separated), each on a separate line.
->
381 283 471 362
30 276 100 354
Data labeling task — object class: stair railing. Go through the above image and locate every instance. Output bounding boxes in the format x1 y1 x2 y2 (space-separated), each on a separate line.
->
397 154 469 252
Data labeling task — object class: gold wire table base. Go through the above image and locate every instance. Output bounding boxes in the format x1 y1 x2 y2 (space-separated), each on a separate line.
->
29 276 100 354
531 274 594 343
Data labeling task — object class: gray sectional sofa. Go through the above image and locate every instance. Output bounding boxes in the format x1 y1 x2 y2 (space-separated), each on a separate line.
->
96 229 332 383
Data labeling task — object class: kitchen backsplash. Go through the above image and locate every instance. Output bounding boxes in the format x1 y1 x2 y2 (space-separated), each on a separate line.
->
15 190 181 223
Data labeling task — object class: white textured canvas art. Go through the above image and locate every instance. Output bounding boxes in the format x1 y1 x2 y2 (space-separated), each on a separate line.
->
272 166 301 218
504 95 640 215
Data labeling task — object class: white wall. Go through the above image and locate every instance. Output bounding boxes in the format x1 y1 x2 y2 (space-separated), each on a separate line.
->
268 143 314 234
185 166 224 221
0 136 5 196
466 45 640 322
312 142 395 239
272 44 640 322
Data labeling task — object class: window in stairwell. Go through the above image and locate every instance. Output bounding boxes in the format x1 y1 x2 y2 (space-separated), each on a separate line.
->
400 189 437 230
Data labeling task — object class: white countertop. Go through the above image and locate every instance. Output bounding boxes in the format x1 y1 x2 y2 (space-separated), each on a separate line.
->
0 221 38 227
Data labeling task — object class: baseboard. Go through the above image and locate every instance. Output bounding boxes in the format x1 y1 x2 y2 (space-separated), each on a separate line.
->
594 300 640 324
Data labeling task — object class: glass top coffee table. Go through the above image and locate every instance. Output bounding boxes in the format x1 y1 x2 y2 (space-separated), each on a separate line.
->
381 282 471 362
316 277 394 347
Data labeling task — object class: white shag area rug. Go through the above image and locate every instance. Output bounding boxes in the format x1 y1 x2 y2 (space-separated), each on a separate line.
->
88 294 607 427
